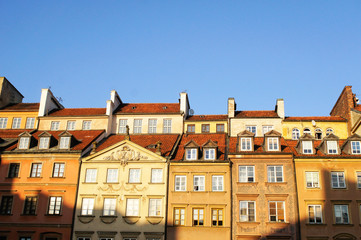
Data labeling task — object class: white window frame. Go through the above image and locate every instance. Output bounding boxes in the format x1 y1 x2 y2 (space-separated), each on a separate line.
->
267 166 283 182
327 141 338 154
204 148 215 160
305 172 319 188
133 119 142 133
239 201 256 222
148 119 157 133
326 128 334 136
163 119 172 133
50 121 60 130
262 125 274 135
331 171 346 188
59 136 70 149
351 141 361 154
240 138 252 151
268 137 279 151
308 205 322 224
106 169 118 183
12 117 21 129
81 198 94 215
48 196 62 215
269 201 285 222
0 117 7 128
246 125 257 135
39 137 50 149
118 119 128 133
85 169 97 183
186 148 197 160
25 117 35 129
82 120 92 130
66 121 76 130
129 169 141 183
239 166 255 182
30 163 42 177
151 169 163 183
103 198 116 216
212 175 224 191
193 175 205 191
334 205 349 224
53 163 65 177
18 137 30 149
292 128 300 140
175 175 186 191
148 198 162 216
303 128 311 135
302 141 313 154
126 198 139 216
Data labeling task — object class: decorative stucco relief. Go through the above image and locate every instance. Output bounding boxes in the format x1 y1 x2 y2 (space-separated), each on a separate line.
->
103 146 148 166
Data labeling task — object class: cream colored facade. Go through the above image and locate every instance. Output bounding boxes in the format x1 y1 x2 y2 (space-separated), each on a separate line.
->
229 118 282 137
184 120 227 133
38 116 109 131
73 140 169 240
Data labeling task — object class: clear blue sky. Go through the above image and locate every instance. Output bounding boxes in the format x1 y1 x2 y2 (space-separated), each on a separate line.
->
1 1 360 116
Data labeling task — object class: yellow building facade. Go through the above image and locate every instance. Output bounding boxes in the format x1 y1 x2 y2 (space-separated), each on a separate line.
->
184 115 228 134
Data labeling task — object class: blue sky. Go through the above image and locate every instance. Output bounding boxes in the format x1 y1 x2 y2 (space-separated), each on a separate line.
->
1 1 360 116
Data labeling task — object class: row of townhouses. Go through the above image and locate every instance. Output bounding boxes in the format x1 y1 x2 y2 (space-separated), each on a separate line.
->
0 77 361 240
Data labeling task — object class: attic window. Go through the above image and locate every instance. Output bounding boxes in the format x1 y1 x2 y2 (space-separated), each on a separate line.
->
268 138 279 151
315 128 322 140
163 106 167 109
186 148 197 160
302 141 313 154
327 141 338 154
304 128 311 135
326 128 334 136
59 136 71 149
204 148 216 160
39 137 50 149
132 106 137 109
240 138 252 151
18 137 30 149
351 141 361 154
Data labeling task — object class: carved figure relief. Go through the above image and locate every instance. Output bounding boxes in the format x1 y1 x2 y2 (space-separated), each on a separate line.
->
103 146 148 166
98 181 148 194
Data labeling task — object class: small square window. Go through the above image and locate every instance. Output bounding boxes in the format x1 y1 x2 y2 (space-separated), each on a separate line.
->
268 166 283 182
129 169 141 183
305 172 319 188
186 148 197 160
85 169 97 183
151 169 163 183
81 198 94 215
106 169 118 183
331 172 346 188
82 121 91 130
25 118 35 129
23 196 38 215
334 205 349 224
39 137 50 149
193 175 205 191
50 121 60 130
59 137 70 149
216 124 224 133
12 117 21 129
175 175 186 191
67 121 76 130
187 124 195 133
204 148 215 160
201 124 210 133
246 126 257 135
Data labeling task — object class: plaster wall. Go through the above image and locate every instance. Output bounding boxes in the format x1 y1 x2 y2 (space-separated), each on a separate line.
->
0 111 38 129
282 121 348 139
230 118 282 137
184 120 227 133
38 117 108 131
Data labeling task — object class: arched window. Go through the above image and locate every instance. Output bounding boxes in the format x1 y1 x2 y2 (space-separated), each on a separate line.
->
303 128 311 135
326 128 334 136
315 128 322 140
292 128 300 140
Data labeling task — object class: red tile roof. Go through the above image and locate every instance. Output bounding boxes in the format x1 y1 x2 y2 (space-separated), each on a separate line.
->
6 130 104 151
95 134 180 157
0 129 29 138
235 110 279 118
229 137 292 153
354 105 361 112
114 103 180 114
172 133 227 161
284 116 346 121
0 103 39 111
48 108 106 116
186 115 227 121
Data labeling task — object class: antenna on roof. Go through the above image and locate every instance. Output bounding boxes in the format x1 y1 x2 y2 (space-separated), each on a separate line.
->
189 109 194 115
56 97 63 103
48 86 51 90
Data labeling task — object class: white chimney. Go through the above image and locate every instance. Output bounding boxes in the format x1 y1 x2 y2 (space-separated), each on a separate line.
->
276 98 285 119
180 92 190 119
228 98 235 118
38 89 63 117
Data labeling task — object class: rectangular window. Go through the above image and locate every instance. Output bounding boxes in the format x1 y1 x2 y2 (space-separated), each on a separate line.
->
77 238 91 240
149 199 162 216
151 169 163 183
193 208 204 226
331 172 346 188
106 169 118 183
103 198 116 216
129 169 141 183
193 175 205 191
175 175 186 191
186 148 197 160
25 118 35 129
66 121 75 130
126 198 139 216
133 119 142 133
148 119 157 133
187 124 195 133
269 201 285 222
239 166 255 182
12 117 21 129
23 196 38 215
0 117 8 128
82 121 91 130
327 141 338 154
241 138 252 151
18 137 30 149
357 172 361 188
246 125 257 135
212 175 224 191
48 196 62 215
212 208 223 226
8 163 20 178
52 163 65 177
0 196 13 215
306 172 319 188
201 124 210 133
204 148 215 160
262 125 274 135
216 124 225 133
163 119 172 133
118 119 128 133
85 169 97 183
334 205 349 224
302 141 313 154
81 198 94 215
174 207 185 225
268 138 279 151
19 237 31 240
50 121 60 130
351 141 361 154
30 163 42 177
239 201 255 222
308 205 322 224
39 137 50 149
59 136 70 149
267 166 283 182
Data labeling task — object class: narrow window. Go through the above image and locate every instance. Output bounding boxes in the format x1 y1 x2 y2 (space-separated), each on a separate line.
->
18 137 30 149
106 169 118 183
0 196 13 215
8 163 20 178
103 198 116 216
212 209 223 226
308 205 322 224
30 163 42 177
268 137 279 151
187 124 195 133
66 121 76 130
193 208 204 226
52 163 65 177
239 201 256 222
292 128 300 140
126 198 139 216
193 175 205 191
0 118 8 129
59 136 70 149
327 141 338 154
357 172 361 189
133 119 142 133
175 175 186 191
81 198 94 215
48 196 62 215
174 208 185 225
25 118 35 129
315 128 322 139
118 119 128 133
148 199 162 216
163 119 172 133
148 119 157 133
12 117 21 129
351 141 361 154
212 175 224 191
302 141 313 154
269 201 285 222
204 148 215 160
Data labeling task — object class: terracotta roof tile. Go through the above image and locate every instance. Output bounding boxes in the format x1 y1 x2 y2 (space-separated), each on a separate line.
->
172 133 227 160
96 134 180 157
354 105 361 112
114 103 180 114
284 116 346 121
0 103 39 111
229 137 292 153
49 108 106 116
186 115 227 121
235 110 279 118
0 129 28 138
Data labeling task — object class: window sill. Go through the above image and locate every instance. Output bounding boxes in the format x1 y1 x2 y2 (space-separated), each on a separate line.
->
77 215 95 224
146 216 164 225
104 182 119 184
27 177 42 179
45 214 62 216
20 214 37 216
0 213 13 216
172 191 189 193
265 182 287 185
5 177 20 179
266 221 289 225
237 221 260 225
306 223 327 226
126 182 142 184
331 188 347 190
237 182 258 185
333 223 353 227
123 216 140 224
50 177 66 179
100 215 117 224
82 182 98 184
148 182 165 184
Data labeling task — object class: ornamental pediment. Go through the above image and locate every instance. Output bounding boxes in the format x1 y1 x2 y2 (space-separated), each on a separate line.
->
103 145 148 163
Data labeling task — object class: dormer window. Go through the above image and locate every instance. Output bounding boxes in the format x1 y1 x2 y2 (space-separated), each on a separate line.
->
18 137 30 149
327 141 338 154
302 141 313 154
351 141 361 154
204 148 215 160
59 137 71 149
241 138 252 151
39 137 50 149
268 138 279 151
186 149 197 160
